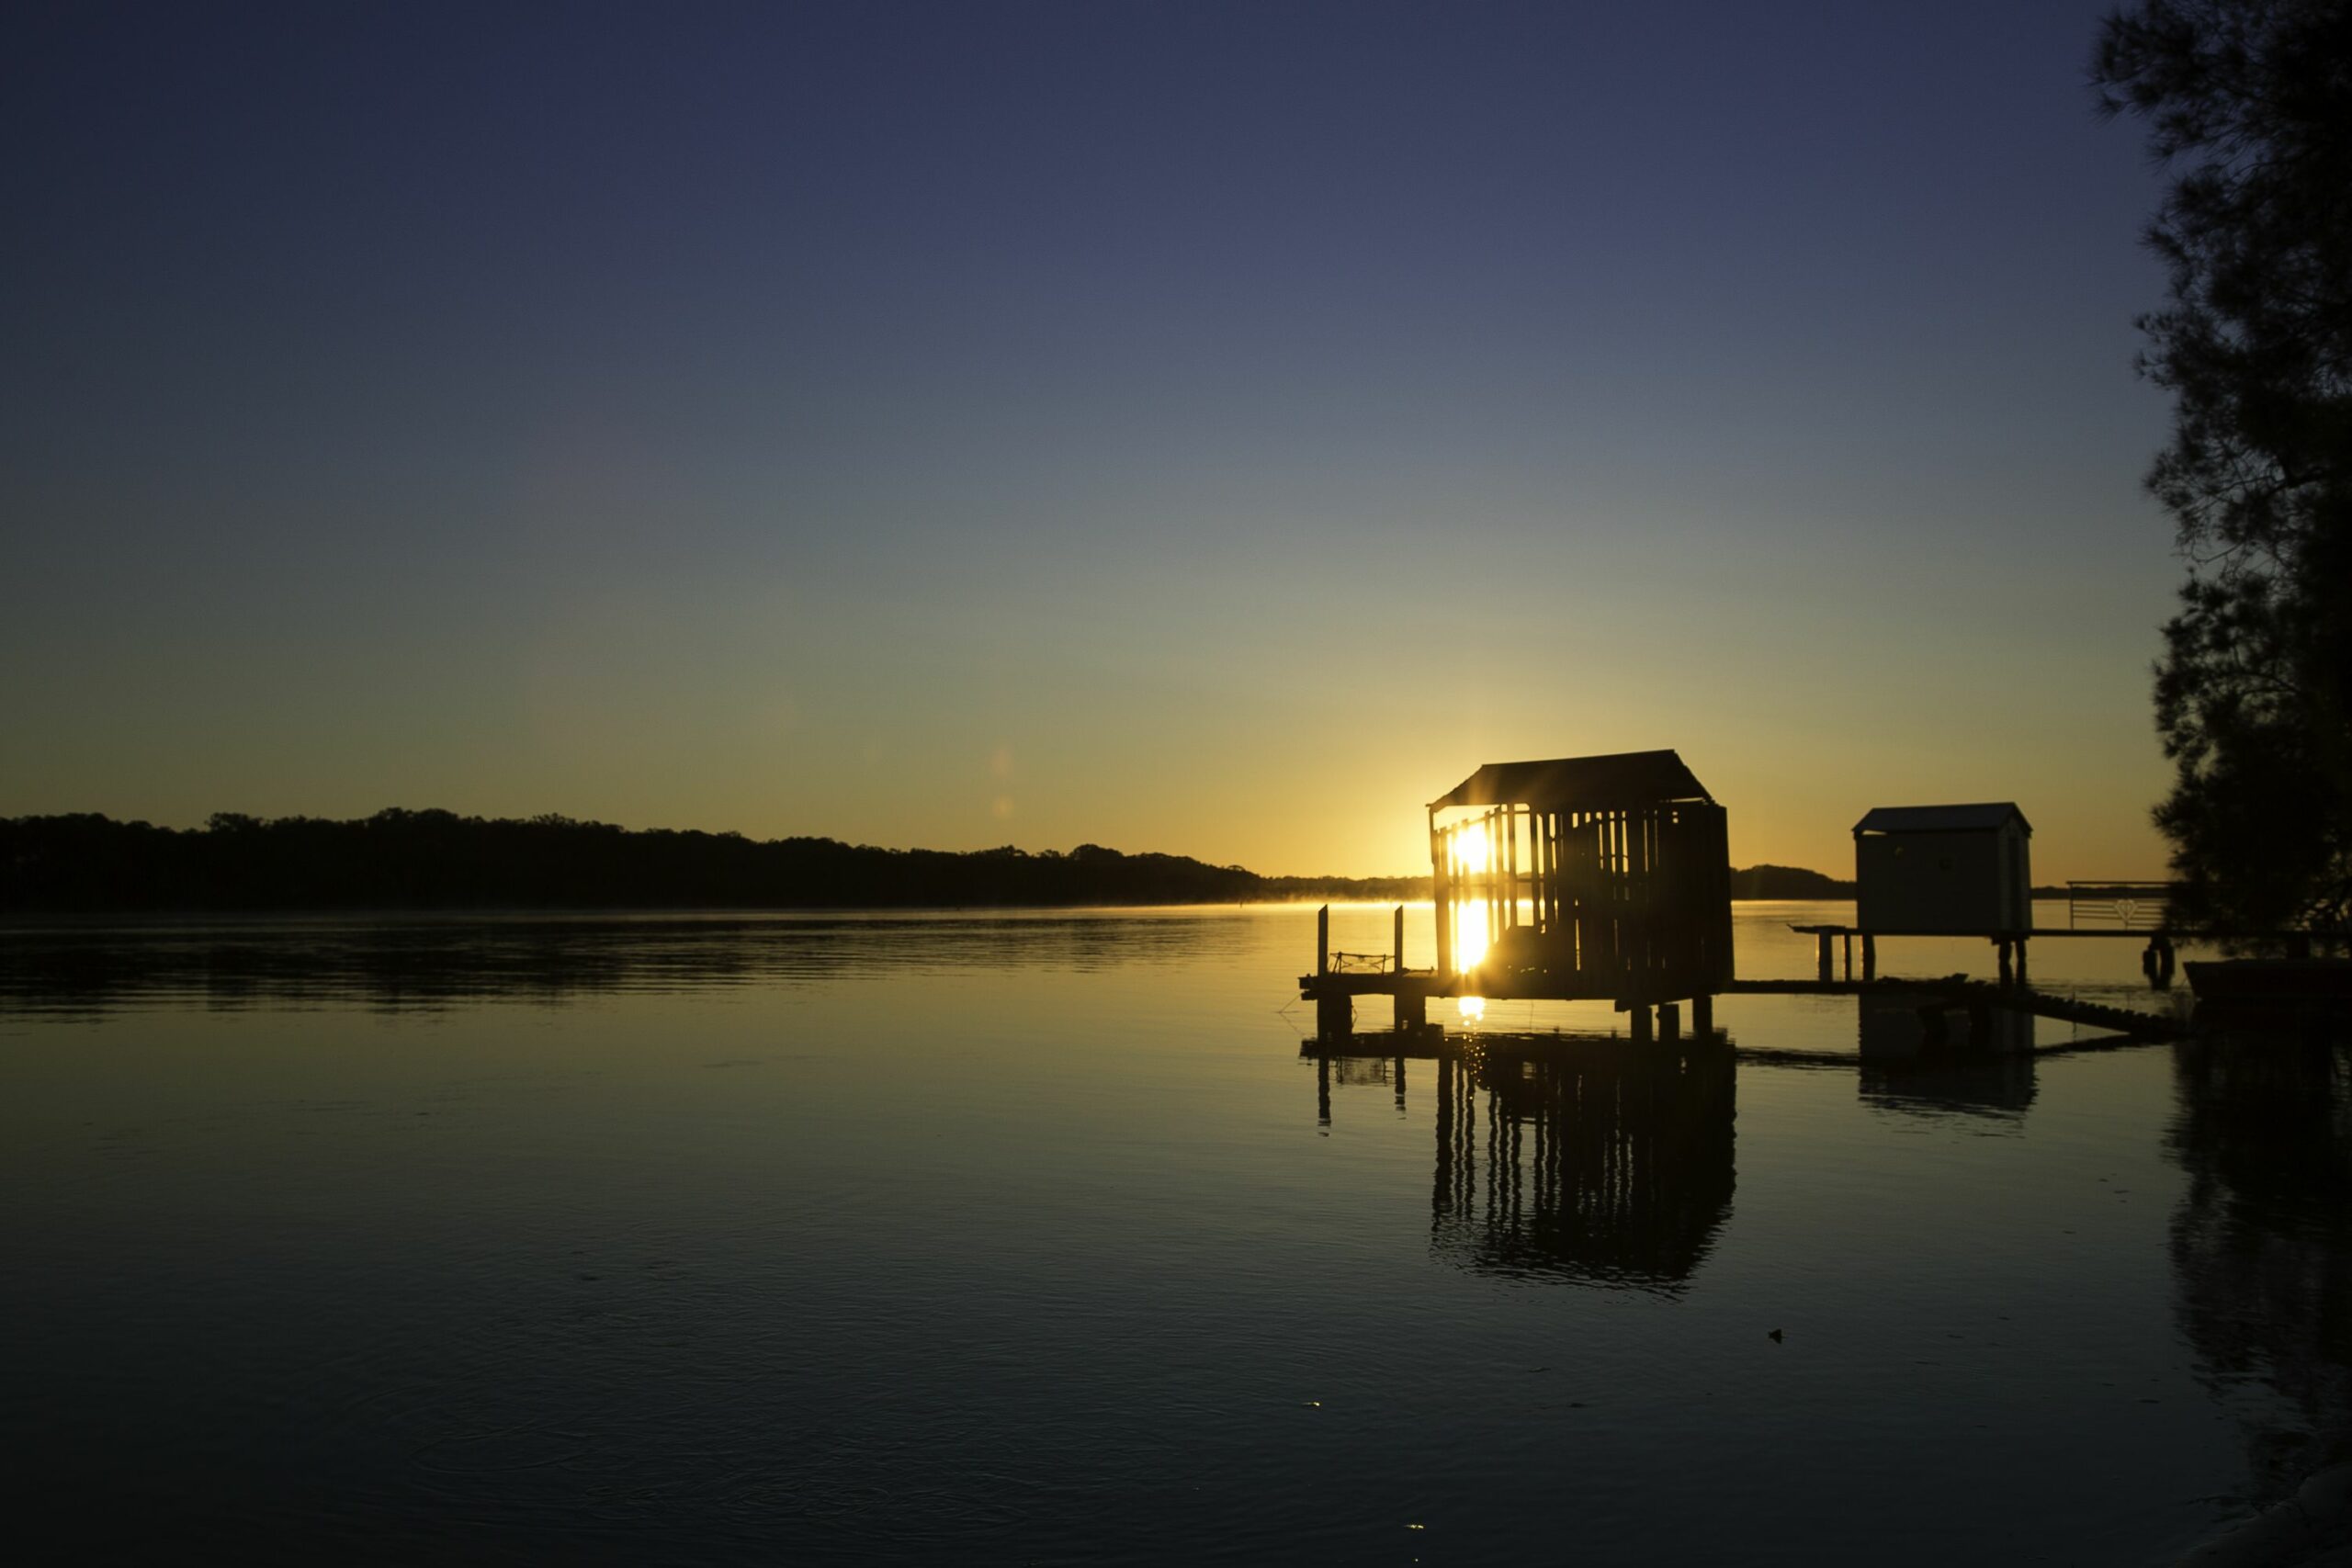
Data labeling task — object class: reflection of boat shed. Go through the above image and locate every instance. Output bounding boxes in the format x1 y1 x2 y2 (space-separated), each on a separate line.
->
1429 750 1732 1006
1430 1038 1735 1290
1853 803 2031 934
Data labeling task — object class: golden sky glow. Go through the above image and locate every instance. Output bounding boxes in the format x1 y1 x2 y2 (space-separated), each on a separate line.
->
0 3 2179 885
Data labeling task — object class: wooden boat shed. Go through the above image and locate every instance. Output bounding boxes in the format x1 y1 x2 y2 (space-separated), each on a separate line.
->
1852 802 2031 934
1430 750 1733 1008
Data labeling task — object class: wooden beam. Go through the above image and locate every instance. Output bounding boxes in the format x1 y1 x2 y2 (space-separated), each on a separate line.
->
1430 809 1452 978
1505 803 1520 931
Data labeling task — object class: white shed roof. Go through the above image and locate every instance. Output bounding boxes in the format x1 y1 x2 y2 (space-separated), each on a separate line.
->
1853 803 2030 836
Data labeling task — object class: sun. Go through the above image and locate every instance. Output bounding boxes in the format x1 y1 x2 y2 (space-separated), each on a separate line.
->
1453 823 1489 874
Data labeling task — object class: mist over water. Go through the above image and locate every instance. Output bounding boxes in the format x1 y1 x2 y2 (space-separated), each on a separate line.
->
1 903 2339 1563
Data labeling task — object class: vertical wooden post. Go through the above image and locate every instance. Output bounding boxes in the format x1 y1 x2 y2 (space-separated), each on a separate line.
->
1629 1003 1653 1044
1862 933 1877 982
1317 904 1329 976
1817 931 1833 982
1525 809 1539 934
1505 804 1520 931
1657 1002 1680 1043
1842 932 1853 982
1393 904 1405 975
1431 811 1453 980
1996 938 2013 987
2015 938 2029 987
1488 807 1502 942
1692 992 1713 1041
1533 818 1552 940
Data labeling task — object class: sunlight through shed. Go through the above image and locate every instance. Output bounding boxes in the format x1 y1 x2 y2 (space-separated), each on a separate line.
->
1428 750 1733 1011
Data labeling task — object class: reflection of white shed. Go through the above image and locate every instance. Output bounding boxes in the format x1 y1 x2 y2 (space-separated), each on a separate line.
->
1853 804 2032 933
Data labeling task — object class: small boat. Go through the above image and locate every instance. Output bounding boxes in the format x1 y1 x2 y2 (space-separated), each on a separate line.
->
2186 958 2352 1032
2184 958 2352 999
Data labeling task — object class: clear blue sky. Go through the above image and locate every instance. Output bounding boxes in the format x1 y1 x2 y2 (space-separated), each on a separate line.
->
1 1 2180 877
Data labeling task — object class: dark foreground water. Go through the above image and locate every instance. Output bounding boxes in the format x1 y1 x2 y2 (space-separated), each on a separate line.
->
2 903 2346 1565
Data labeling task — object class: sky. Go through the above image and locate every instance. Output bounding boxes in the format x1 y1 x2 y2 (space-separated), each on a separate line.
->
2 1 2186 879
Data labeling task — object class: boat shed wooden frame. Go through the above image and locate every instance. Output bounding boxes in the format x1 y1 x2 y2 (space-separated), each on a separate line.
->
1429 750 1732 1007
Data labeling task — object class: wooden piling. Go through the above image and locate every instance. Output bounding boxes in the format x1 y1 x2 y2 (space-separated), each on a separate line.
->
1317 905 1329 976
1692 992 1713 1041
1817 931 1834 982
1861 933 1876 982
1432 814 1453 978
1505 805 1520 931
1658 1002 1680 1043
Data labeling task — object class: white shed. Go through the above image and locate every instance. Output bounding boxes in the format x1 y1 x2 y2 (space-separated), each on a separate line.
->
1853 803 2032 934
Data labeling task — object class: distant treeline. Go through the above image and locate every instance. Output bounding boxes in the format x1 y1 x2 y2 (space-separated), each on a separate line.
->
1728 862 2083 900
1727 863 1856 898
0 811 1423 912
5 811 2030 913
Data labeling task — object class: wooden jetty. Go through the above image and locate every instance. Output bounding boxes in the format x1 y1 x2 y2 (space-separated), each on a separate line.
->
1790 923 2187 988
1726 974 2188 1043
1792 921 2330 989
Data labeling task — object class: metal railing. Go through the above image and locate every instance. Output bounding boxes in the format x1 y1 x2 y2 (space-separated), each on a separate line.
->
2067 881 2175 930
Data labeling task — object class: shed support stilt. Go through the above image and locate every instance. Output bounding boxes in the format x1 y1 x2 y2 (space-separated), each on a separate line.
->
1861 934 1876 982
1629 1004 1653 1044
1817 932 1834 982
1692 993 1713 1041
1658 1002 1680 1043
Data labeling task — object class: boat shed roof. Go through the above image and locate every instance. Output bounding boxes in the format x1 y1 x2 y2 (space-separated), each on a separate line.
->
1430 750 1712 813
1852 803 2031 836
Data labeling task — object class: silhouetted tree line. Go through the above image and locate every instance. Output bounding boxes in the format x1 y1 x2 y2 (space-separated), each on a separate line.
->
0 810 1427 911
1725 863 1854 899
0 810 1904 912
2098 0 2352 942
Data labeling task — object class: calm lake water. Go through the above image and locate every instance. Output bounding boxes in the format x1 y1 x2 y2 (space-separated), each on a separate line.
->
3 902 2346 1565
